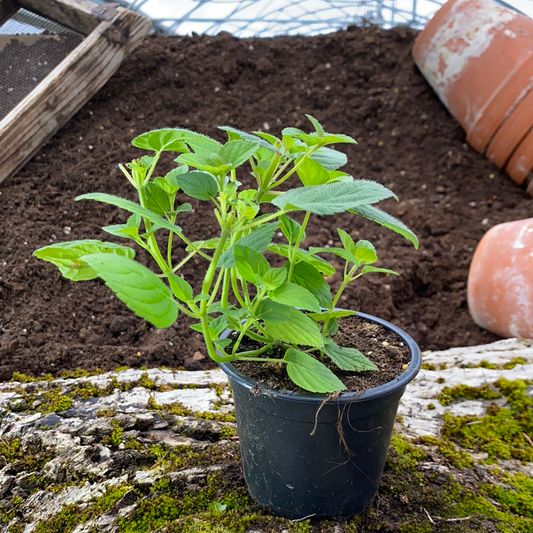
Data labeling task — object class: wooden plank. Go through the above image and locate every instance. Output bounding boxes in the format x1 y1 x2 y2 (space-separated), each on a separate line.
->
0 0 17 27
15 0 103 35
0 8 152 185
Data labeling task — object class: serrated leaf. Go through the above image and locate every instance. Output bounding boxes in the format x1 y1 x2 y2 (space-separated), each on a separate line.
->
283 348 345 393
219 140 259 168
308 246 358 264
291 261 332 308
168 273 193 302
360 266 399 276
263 307 323 348
76 193 182 235
82 254 177 328
153 166 189 195
218 126 277 152
349 205 419 249
219 224 278 268
272 181 396 216
296 158 330 187
310 147 347 170
186 238 220 252
354 240 377 265
234 245 269 284
256 300 292 322
279 215 304 244
323 338 378 372
132 128 220 154
282 127 322 147
268 244 335 277
269 282 320 312
33 240 135 281
307 310 357 321
337 228 356 254
144 182 171 216
132 129 188 153
176 171 219 201
210 315 230 338
257 268 287 290
306 114 324 136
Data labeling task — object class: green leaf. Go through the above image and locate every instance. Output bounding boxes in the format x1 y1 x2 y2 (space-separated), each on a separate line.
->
282 127 323 147
144 182 171 216
269 282 320 312
354 240 377 265
176 171 218 201
291 261 332 308
310 147 347 171
323 338 378 372
33 240 135 281
102 224 141 242
296 158 330 187
279 215 304 244
81 254 178 328
219 224 278 268
219 140 259 167
263 307 323 348
153 166 189 195
234 245 269 284
132 129 189 153
132 128 220 154
321 133 357 145
337 228 355 254
283 348 345 393
268 244 335 277
272 181 396 216
210 315 229 338
360 266 399 276
257 268 287 291
306 114 324 136
175 153 223 175
218 126 277 152
308 246 358 264
76 193 182 235
307 310 356 321
256 300 292 322
349 205 419 249
168 273 193 302
186 238 220 252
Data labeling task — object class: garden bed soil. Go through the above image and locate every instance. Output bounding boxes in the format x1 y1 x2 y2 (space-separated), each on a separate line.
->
1 26 532 382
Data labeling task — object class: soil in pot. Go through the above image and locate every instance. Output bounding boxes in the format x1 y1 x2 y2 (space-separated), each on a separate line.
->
232 314 411 393
1 25 532 382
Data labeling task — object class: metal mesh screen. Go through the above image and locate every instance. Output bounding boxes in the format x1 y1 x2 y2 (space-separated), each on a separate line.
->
103 0 446 36
0 8 83 120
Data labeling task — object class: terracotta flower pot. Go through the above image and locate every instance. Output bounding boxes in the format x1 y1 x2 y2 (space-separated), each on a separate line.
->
505 126 533 185
412 0 533 153
468 218 533 339
486 88 533 170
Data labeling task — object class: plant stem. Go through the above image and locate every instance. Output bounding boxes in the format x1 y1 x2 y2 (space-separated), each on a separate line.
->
287 211 310 282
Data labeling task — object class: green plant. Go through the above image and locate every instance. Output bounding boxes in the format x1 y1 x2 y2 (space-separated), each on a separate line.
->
34 116 417 393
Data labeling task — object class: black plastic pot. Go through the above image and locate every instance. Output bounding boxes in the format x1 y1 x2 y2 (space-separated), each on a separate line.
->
218 311 421 520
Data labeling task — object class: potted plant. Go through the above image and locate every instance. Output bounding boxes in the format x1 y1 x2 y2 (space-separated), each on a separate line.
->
34 116 421 519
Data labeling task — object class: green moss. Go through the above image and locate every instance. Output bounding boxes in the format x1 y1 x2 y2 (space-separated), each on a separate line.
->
436 377 446 384
38 390 74 414
503 357 527 369
96 408 117 418
60 368 104 379
421 363 437 371
11 372 53 383
418 435 474 468
438 383 501 406
441 378 533 463
427 403 436 410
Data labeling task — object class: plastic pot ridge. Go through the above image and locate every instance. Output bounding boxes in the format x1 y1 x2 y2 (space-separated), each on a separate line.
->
218 311 421 519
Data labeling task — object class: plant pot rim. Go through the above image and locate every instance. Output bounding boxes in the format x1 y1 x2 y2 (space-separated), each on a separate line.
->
218 311 421 405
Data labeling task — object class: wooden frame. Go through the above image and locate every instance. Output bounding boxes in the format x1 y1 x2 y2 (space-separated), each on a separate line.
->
0 0 152 185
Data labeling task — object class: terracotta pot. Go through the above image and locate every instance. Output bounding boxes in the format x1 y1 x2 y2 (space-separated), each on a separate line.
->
412 0 533 153
505 126 533 185
468 218 533 339
486 87 533 169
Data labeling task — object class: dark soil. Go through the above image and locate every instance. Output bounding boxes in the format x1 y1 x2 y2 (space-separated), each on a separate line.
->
1 26 532 382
